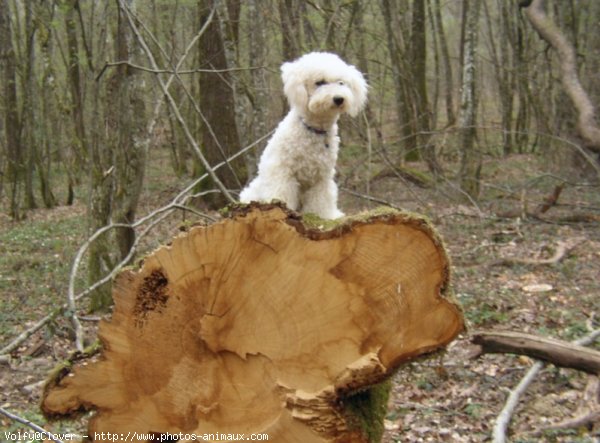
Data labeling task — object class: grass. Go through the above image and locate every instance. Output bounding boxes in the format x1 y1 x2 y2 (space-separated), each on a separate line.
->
0 209 86 342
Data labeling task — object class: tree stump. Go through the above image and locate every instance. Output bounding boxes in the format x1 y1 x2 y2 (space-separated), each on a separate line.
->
42 203 464 442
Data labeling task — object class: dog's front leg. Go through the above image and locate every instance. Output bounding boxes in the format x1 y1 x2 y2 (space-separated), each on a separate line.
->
267 176 301 211
301 178 344 219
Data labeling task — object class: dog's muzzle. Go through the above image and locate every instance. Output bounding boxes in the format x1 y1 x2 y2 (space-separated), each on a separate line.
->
333 96 345 107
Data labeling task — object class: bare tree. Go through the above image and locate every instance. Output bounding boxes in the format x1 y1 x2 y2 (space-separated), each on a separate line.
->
112 0 147 262
197 0 247 207
0 0 24 220
432 0 455 127
246 0 270 178
523 0 600 157
458 0 482 199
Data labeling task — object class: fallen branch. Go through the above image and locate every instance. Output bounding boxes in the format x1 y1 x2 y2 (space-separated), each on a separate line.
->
521 375 600 439
491 237 584 267
493 360 544 443
0 406 65 443
534 183 565 215
340 187 402 211
473 330 600 374
487 328 600 443
542 375 599 432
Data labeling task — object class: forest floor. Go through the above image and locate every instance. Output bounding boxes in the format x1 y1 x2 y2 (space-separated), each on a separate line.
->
0 148 599 442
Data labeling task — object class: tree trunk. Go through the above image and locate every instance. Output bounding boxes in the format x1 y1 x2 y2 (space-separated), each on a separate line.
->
36 1 58 209
42 204 464 442
1 0 24 220
432 0 455 127
380 0 417 162
485 1 515 156
458 0 482 200
197 0 247 208
523 0 600 155
246 0 270 179
22 2 38 210
410 0 441 175
279 0 303 61
86 2 115 312
113 0 147 263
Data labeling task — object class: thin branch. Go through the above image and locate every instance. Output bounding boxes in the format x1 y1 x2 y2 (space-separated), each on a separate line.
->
0 407 66 443
97 60 266 80
340 187 402 211
121 3 242 188
0 131 272 357
493 361 545 443
490 237 585 267
118 0 235 203
0 310 61 355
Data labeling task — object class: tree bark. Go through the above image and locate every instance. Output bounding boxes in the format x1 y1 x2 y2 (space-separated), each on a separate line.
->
246 0 270 179
411 0 441 175
432 0 455 127
458 0 482 200
36 1 58 209
279 0 303 61
523 0 600 154
380 0 417 162
197 0 247 208
42 204 464 442
1 0 24 220
113 0 147 263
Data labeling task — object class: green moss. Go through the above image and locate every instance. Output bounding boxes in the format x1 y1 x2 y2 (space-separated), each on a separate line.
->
343 380 392 442
45 339 102 388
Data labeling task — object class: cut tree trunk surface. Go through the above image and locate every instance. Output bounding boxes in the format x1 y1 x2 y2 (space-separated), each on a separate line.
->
42 203 464 442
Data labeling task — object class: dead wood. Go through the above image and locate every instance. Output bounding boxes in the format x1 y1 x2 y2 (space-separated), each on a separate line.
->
41 203 464 442
534 183 565 215
371 165 432 188
472 330 600 374
490 237 584 267
491 329 600 443
524 376 600 438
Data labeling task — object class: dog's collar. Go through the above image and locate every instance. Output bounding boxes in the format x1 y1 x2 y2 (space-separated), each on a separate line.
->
301 119 328 136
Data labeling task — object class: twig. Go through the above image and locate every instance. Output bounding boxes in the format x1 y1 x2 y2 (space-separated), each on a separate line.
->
490 236 585 267
118 0 235 204
340 187 402 210
97 60 266 79
0 128 271 357
491 328 600 443
493 361 544 443
0 406 66 443
543 376 599 432
534 183 565 215
0 310 61 356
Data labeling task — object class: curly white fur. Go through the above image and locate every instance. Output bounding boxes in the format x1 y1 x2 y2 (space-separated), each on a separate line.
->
239 52 368 219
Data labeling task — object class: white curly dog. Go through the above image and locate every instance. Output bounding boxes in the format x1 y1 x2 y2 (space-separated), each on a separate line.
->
240 52 368 219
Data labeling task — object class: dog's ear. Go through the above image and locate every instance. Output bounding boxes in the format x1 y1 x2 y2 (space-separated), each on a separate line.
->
281 61 309 110
345 66 368 117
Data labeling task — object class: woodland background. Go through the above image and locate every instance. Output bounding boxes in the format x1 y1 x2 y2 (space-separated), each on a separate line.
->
0 0 599 442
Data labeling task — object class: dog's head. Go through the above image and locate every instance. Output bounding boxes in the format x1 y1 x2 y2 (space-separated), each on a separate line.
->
281 52 368 119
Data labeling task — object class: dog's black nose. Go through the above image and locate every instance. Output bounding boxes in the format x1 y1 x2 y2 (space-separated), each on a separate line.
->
333 96 344 106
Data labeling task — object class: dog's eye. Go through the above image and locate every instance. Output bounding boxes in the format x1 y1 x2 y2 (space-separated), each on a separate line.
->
315 80 327 87
338 81 345 86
